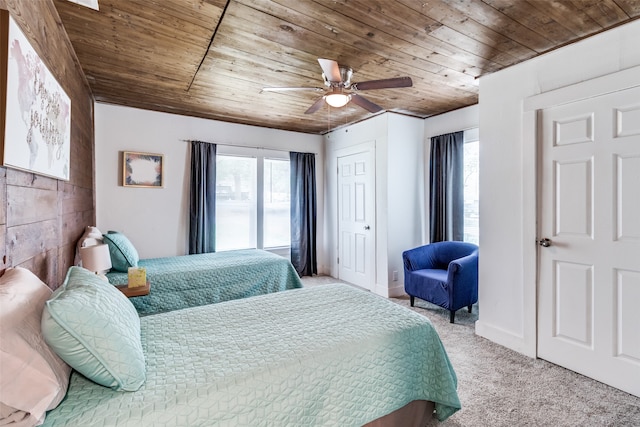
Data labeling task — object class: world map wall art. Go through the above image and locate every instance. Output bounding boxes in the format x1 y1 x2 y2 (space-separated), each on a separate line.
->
1 12 71 181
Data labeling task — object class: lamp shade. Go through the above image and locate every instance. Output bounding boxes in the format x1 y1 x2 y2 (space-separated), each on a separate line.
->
80 244 112 274
325 93 351 108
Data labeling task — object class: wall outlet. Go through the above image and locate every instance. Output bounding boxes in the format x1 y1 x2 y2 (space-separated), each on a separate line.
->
392 270 398 281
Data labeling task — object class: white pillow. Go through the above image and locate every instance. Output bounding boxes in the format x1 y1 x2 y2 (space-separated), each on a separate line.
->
0 267 71 426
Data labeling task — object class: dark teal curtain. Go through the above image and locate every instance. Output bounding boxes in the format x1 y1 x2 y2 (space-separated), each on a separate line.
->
189 141 216 254
430 131 464 243
290 152 317 276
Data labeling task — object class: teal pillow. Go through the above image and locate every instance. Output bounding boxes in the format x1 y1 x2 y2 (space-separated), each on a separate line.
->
102 232 139 272
42 266 145 391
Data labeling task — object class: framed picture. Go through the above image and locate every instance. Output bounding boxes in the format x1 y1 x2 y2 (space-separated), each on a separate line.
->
123 151 164 188
0 11 72 180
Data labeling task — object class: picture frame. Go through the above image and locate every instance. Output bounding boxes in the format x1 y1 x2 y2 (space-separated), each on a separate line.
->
123 151 164 188
0 11 72 181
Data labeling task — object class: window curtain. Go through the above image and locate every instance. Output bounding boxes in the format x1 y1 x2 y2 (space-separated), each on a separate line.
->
290 152 317 277
189 141 217 254
429 131 464 243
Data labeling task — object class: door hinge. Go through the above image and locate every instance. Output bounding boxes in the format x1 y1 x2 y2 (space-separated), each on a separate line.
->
337 257 339 264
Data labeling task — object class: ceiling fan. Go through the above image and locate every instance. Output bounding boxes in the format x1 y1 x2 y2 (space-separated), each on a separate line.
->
262 58 413 114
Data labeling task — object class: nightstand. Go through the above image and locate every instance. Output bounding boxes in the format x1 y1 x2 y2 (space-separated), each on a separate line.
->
116 281 150 298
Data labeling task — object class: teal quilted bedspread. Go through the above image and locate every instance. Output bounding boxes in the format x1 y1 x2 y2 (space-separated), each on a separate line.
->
42 284 460 426
106 249 303 316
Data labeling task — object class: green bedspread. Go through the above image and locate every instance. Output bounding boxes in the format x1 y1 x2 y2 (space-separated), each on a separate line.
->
43 284 460 426
106 249 303 316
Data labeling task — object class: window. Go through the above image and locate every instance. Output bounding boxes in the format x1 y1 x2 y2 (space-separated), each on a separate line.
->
463 130 479 244
263 158 290 248
216 155 257 251
215 147 290 252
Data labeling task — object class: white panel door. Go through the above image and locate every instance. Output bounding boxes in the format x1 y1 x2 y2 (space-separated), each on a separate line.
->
538 86 640 397
337 150 375 290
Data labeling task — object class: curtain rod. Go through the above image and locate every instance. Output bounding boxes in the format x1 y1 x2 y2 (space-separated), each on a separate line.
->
425 126 479 140
181 139 319 155
425 125 478 135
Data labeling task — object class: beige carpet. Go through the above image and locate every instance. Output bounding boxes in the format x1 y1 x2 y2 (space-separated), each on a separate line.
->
301 276 640 426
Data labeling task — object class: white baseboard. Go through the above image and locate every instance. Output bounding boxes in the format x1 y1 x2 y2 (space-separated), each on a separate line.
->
387 283 405 298
372 282 405 298
475 320 536 358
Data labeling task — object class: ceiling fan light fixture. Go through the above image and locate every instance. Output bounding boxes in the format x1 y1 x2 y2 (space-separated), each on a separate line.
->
325 93 351 108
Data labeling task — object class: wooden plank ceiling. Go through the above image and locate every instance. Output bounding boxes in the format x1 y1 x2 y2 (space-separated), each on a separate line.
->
54 0 640 134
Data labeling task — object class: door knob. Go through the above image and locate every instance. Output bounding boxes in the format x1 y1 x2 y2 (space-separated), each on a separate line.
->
364 225 370 230
538 238 552 247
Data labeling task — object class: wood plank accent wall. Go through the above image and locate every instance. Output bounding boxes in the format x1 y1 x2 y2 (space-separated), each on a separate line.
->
0 0 94 289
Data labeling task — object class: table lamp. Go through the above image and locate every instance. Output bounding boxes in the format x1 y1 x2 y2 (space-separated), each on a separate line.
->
79 244 112 280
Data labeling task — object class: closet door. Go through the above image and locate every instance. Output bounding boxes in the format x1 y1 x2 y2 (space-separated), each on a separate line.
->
337 149 375 290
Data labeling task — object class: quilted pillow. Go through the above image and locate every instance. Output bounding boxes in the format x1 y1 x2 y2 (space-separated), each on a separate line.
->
42 266 146 391
102 231 139 272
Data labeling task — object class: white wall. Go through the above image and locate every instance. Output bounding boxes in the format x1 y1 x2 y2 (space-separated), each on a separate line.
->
424 104 479 141
385 114 425 295
477 19 640 357
94 103 325 268
324 112 424 297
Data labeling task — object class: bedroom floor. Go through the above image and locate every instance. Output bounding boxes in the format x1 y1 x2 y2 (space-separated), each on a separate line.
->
300 275 640 427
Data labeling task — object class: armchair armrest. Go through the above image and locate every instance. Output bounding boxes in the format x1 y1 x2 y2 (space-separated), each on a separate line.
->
447 250 479 303
448 251 478 277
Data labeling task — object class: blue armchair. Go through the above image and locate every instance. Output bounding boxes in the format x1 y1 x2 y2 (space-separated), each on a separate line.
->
402 241 478 323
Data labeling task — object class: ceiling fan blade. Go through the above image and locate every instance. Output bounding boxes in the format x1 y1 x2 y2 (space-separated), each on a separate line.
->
261 87 324 93
318 58 342 83
350 94 383 113
352 76 413 91
305 97 326 114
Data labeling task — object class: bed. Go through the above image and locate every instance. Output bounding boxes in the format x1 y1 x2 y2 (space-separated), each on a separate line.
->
1 266 461 427
76 228 303 316
105 248 303 316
